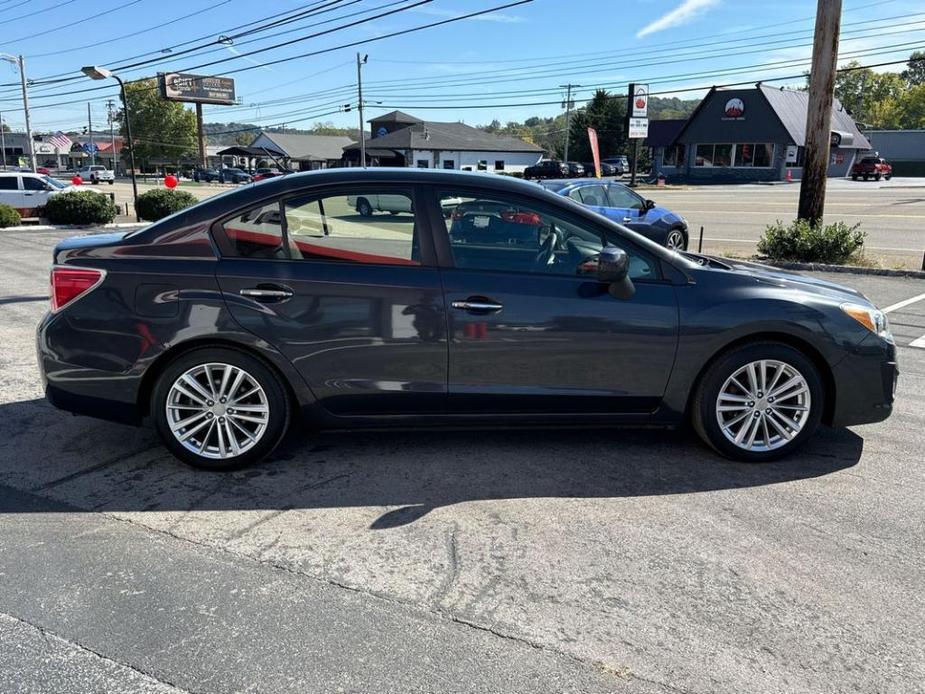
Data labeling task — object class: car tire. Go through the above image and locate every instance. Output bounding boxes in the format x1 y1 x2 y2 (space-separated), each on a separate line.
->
356 197 373 217
862 174 869 181
152 347 291 471
691 341 824 462
851 174 858 181
108 180 114 185
885 173 892 180
665 227 688 251
875 173 882 181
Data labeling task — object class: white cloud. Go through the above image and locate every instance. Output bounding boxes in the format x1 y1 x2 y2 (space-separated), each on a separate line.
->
414 6 525 23
636 0 721 38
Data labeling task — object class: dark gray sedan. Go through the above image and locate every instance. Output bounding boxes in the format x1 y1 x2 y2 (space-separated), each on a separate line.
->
38 169 896 470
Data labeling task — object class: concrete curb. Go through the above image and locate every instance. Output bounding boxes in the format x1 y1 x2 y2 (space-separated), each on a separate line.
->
759 259 925 279
2 222 147 233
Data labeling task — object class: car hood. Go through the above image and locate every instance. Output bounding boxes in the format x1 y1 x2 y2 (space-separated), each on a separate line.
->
696 255 871 305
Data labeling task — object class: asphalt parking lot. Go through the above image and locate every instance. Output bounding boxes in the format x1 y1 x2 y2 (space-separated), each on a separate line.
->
1 228 924 693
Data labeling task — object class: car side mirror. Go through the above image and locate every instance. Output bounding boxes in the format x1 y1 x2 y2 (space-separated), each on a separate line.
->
645 199 656 210
596 245 635 299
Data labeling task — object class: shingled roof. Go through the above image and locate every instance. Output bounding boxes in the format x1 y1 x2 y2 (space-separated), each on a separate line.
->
345 120 543 154
758 84 870 149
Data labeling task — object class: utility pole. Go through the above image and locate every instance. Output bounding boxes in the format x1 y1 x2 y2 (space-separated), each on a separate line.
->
798 0 843 223
195 102 206 169
0 111 6 171
4 55 36 171
357 52 367 167
107 99 117 174
560 83 580 162
87 103 94 166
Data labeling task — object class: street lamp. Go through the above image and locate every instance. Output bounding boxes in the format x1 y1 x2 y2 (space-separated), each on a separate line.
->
82 65 140 222
1 53 36 172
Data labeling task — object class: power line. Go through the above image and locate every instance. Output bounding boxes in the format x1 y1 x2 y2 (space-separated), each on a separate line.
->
3 0 145 45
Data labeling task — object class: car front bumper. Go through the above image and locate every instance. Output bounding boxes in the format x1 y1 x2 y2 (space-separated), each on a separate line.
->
829 335 897 427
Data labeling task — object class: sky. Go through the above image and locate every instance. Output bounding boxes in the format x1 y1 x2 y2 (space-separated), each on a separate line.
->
0 0 922 136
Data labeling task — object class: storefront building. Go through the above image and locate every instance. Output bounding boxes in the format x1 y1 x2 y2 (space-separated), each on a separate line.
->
649 84 870 183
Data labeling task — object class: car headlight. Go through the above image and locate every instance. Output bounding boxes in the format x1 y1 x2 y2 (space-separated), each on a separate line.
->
841 303 892 341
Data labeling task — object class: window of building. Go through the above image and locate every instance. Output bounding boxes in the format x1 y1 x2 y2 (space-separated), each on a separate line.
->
438 191 657 280
443 160 455 169
754 143 774 167
663 144 685 167
416 160 429 169
284 191 420 266
494 160 505 171
477 160 488 171
695 144 714 167
734 143 754 167
713 144 732 167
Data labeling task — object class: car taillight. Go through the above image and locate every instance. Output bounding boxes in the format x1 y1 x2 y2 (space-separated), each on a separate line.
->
500 210 542 225
50 266 105 312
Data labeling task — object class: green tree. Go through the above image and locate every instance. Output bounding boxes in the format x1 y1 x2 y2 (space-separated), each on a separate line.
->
121 79 197 170
567 89 627 162
902 50 925 87
896 83 925 128
233 131 254 146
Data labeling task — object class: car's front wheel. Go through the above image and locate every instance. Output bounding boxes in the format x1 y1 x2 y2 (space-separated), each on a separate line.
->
692 342 824 462
356 197 373 216
665 227 688 251
152 348 291 470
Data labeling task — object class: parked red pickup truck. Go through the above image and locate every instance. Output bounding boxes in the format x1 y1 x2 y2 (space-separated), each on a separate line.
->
851 156 892 181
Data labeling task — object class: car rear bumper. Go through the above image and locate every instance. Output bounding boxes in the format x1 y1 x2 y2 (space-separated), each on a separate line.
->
829 336 897 427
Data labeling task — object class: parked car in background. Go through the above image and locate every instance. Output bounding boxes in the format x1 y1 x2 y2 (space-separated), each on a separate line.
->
219 167 253 184
36 166 52 175
582 162 618 177
38 169 896 469
524 160 570 180
851 156 892 181
77 165 114 184
0 172 99 216
193 168 221 183
253 168 284 182
565 162 585 178
541 178 689 250
603 156 629 176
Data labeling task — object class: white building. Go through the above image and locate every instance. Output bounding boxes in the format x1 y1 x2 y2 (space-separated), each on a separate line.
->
343 111 544 173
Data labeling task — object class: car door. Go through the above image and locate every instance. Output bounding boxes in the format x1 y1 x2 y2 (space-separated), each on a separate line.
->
429 186 679 415
0 175 23 210
214 184 448 417
565 183 613 220
21 175 53 210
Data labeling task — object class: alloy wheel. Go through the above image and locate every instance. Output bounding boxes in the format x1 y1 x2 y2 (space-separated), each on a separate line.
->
715 359 811 452
666 229 686 250
165 362 270 460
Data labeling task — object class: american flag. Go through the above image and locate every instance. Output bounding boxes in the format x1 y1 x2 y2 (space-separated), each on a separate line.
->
49 131 72 150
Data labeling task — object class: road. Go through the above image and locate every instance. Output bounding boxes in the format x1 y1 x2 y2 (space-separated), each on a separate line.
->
651 177 925 268
1 228 923 693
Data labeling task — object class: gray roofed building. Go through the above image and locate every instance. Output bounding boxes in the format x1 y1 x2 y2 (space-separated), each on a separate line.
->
249 132 356 170
758 84 870 150
344 111 543 172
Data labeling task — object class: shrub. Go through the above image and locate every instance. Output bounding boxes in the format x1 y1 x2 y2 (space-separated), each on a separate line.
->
136 188 198 222
757 218 866 264
0 204 21 228
44 191 118 225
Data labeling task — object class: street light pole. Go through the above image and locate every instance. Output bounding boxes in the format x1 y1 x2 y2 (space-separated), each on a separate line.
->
81 66 139 221
2 54 36 171
0 111 6 171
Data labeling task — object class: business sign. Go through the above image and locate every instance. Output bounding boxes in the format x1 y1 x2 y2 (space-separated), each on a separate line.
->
785 145 799 163
628 117 649 139
81 142 99 153
587 127 601 178
158 72 236 105
722 98 745 120
629 83 649 118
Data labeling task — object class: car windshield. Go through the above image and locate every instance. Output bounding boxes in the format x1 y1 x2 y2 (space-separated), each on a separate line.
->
43 176 68 189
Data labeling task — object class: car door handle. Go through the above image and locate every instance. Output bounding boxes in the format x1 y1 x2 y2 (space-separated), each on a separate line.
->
622 216 633 222
239 286 293 301
451 298 503 313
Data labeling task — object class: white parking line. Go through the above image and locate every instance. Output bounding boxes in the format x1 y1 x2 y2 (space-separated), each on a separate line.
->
882 293 925 314
910 335 925 349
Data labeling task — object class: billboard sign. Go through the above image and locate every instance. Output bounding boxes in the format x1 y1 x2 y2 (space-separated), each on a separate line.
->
628 117 649 139
629 83 649 118
158 72 236 105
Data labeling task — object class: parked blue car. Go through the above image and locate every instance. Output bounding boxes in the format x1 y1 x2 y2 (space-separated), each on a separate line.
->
540 179 689 250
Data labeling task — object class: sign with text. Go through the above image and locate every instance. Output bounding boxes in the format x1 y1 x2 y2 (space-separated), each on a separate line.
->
628 117 649 139
629 83 649 118
158 72 236 105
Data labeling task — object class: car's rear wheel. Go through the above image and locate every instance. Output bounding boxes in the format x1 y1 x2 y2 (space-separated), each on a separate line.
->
152 348 290 470
875 172 882 181
356 197 373 216
692 342 824 462
851 174 858 181
666 227 688 251
885 173 892 180
862 174 869 181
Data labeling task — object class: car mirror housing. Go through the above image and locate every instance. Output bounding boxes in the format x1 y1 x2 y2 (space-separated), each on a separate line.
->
645 199 656 210
597 245 635 300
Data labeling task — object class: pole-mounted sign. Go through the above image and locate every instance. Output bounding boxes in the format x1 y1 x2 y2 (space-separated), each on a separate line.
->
630 83 649 118
626 83 650 187
158 72 236 105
